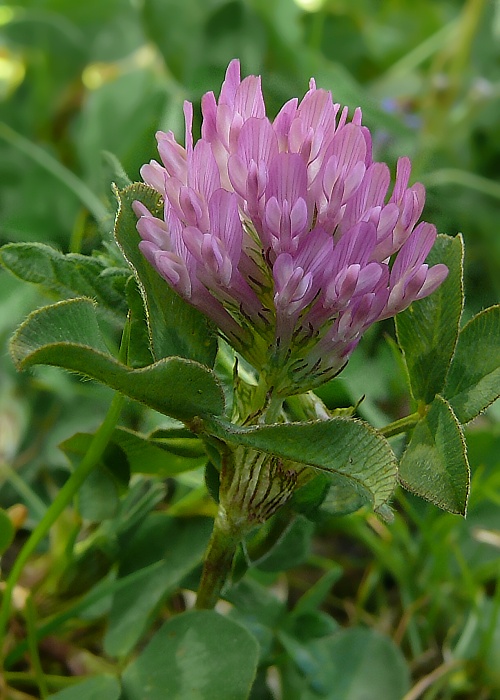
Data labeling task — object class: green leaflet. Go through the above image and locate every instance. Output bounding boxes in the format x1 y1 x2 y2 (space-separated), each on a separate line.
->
396 234 464 404
445 305 500 424
10 297 225 422
399 395 470 515
121 609 259 700
0 241 128 320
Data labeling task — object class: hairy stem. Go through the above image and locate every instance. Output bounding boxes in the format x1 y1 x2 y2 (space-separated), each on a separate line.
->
194 512 242 610
379 412 421 439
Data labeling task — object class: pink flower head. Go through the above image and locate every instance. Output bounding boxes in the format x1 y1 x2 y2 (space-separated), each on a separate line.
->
135 59 448 395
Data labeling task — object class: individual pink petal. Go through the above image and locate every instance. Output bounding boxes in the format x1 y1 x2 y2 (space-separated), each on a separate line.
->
189 140 221 203
390 222 437 282
208 189 243 261
330 123 367 180
267 152 308 211
296 88 339 139
235 75 266 119
390 156 412 205
183 101 194 156
136 213 170 248
157 131 187 181
273 98 299 149
200 91 218 142
219 58 241 107
237 117 279 170
140 161 167 194
415 263 448 299
178 186 205 228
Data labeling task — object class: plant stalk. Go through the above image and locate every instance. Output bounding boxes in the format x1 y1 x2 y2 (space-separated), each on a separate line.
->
194 511 242 610
379 412 421 439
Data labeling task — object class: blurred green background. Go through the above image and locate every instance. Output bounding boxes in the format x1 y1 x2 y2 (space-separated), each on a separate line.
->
1 2 500 697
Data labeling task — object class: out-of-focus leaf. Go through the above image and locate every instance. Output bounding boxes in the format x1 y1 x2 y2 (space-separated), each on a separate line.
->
253 516 314 572
47 674 121 700
399 395 469 515
396 234 464 404
445 305 500 423
101 150 132 189
292 567 343 618
279 627 410 699
226 577 285 661
77 464 121 521
141 0 224 83
114 183 218 365
105 514 212 657
10 297 225 421
0 242 128 319
61 427 207 478
75 69 167 182
121 610 259 700
0 508 15 555
0 272 39 342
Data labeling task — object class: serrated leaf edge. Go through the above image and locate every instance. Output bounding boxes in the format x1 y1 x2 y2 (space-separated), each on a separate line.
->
398 395 470 516
445 303 500 424
112 182 163 361
395 233 465 403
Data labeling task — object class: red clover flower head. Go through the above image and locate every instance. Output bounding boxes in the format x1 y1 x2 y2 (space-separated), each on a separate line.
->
134 59 448 396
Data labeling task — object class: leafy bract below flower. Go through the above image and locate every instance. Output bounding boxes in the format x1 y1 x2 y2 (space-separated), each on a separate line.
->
134 59 448 396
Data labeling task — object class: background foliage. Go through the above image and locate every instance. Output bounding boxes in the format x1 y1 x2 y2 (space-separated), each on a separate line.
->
0 0 499 698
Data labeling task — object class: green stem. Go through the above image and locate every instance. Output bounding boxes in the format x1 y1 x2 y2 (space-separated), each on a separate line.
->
263 393 283 424
4 672 83 691
379 412 421 439
194 512 241 610
0 390 124 663
25 595 48 699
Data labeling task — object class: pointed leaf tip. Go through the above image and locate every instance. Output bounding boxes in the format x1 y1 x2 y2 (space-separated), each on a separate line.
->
399 395 469 515
445 304 500 424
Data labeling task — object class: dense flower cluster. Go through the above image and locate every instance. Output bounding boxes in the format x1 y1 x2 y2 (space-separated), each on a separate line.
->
135 60 447 395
